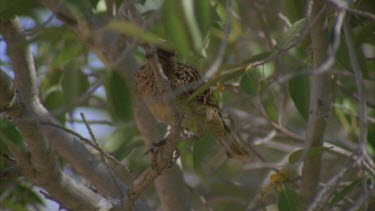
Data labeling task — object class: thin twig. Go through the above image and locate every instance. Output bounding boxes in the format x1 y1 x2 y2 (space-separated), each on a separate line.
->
66 118 118 126
344 19 371 207
40 121 134 178
328 0 375 20
80 112 124 204
307 160 356 211
25 13 55 37
50 81 102 116
343 19 368 155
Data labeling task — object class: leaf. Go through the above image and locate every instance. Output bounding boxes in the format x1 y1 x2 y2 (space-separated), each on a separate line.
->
105 71 132 122
260 81 279 123
193 134 216 170
0 0 36 18
162 0 191 56
187 67 244 102
281 0 305 23
354 21 375 45
43 87 65 123
0 70 15 108
240 68 260 96
188 44 273 118
275 18 306 50
336 22 369 78
368 122 375 154
194 0 211 36
62 67 89 110
52 43 82 68
329 178 361 207
182 0 203 51
107 21 166 47
65 0 92 20
17 184 44 205
278 187 302 211
289 66 310 120
104 125 140 159
244 51 272 64
270 170 289 185
0 119 23 151
288 147 332 164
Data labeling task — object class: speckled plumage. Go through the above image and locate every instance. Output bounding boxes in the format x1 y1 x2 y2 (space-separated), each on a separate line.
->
134 50 249 159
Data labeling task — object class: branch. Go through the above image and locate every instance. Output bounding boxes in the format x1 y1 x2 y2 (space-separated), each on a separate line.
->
0 17 150 211
343 16 373 208
307 160 356 211
300 0 336 205
29 1 192 210
0 18 113 210
343 19 368 156
124 49 184 210
133 100 192 211
328 0 375 20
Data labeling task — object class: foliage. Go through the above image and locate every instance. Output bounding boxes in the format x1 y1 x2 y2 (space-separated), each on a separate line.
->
0 0 374 210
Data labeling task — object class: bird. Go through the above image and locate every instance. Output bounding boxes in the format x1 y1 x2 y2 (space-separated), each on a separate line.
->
134 48 249 160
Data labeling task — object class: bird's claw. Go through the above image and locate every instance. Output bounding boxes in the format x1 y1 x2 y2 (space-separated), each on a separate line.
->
144 139 168 156
145 138 180 172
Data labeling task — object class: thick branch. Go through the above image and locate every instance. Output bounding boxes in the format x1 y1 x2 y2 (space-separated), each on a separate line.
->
0 17 150 210
133 101 191 211
0 18 113 210
35 1 188 210
300 0 334 205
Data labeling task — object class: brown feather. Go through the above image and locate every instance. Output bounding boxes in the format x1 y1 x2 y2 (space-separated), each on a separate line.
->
134 51 250 159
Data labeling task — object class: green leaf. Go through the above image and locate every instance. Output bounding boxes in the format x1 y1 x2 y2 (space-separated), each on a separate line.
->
281 0 305 23
0 0 36 18
162 0 191 56
187 67 244 102
105 71 132 122
52 43 82 68
0 70 15 109
182 0 203 51
65 0 92 20
240 69 260 96
336 23 369 78
278 186 302 211
275 18 306 50
354 21 375 45
104 125 140 159
368 122 375 153
289 66 310 120
288 147 332 164
260 81 279 123
107 21 166 47
17 184 44 205
43 87 65 123
329 178 361 207
193 134 216 170
62 67 89 110
0 119 23 151
194 0 211 36
244 51 272 64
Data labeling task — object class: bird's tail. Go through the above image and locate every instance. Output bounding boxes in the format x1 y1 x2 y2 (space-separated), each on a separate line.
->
217 131 250 160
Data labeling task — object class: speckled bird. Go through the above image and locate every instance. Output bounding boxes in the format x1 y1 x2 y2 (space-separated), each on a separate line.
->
134 49 249 160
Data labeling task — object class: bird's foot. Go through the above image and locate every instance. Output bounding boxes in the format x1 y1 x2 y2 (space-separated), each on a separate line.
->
144 139 167 156
144 138 180 173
